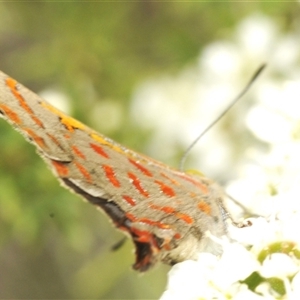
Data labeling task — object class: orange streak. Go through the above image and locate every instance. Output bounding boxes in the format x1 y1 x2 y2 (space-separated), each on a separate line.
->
23 128 47 149
51 160 69 177
90 143 109 158
150 204 175 214
177 173 209 194
102 165 120 187
6 78 44 128
128 172 149 197
160 172 180 186
175 212 193 224
122 195 136 206
139 218 171 229
0 104 21 124
47 133 61 147
126 212 137 222
149 203 194 224
128 158 153 177
154 180 175 197
125 213 171 230
74 161 92 182
90 133 126 154
72 145 86 159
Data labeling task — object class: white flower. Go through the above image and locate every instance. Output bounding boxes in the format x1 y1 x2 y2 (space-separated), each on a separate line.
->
210 241 260 290
231 283 266 300
160 256 219 300
290 271 300 299
259 253 299 278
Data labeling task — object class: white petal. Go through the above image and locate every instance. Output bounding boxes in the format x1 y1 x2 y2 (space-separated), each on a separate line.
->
290 271 300 298
212 242 259 290
260 253 299 278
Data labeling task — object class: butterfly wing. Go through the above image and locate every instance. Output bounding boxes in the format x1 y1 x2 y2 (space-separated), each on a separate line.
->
0 71 227 271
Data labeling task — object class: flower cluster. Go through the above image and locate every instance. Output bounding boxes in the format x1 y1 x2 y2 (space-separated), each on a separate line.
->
161 217 300 300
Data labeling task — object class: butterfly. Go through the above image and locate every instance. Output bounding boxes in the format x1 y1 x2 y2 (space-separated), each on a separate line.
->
0 70 228 272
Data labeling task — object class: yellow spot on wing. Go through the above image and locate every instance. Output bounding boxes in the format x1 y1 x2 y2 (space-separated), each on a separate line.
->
41 102 86 131
90 133 126 154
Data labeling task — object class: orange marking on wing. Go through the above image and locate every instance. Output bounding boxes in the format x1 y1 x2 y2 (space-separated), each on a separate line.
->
51 160 69 177
126 212 137 222
128 158 153 177
23 128 47 149
175 212 193 224
92 133 171 171
139 218 171 229
102 165 120 188
72 145 86 159
128 224 159 245
90 143 109 158
177 173 209 194
30 114 44 128
6 78 44 128
74 161 92 182
197 200 211 215
90 133 126 154
125 213 170 229
160 172 180 186
122 195 136 206
90 134 153 166
128 172 149 197
150 204 175 214
47 133 60 146
0 104 22 124
154 180 175 197
174 233 181 239
149 203 193 224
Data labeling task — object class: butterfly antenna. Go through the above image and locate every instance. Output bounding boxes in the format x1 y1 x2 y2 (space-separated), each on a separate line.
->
179 64 266 171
